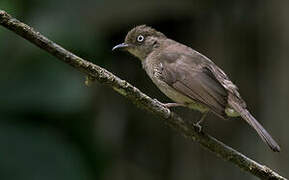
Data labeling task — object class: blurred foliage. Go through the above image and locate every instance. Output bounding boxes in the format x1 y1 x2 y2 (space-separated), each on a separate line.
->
0 0 288 179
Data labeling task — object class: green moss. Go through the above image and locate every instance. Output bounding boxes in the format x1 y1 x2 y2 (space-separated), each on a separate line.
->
113 86 127 96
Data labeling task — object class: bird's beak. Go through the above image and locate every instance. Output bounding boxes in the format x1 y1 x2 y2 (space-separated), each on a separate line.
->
112 43 130 51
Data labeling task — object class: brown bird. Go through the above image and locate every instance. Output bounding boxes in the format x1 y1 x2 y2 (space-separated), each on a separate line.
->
113 25 280 152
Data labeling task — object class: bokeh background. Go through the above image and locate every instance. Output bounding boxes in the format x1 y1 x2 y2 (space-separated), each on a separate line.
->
0 0 288 179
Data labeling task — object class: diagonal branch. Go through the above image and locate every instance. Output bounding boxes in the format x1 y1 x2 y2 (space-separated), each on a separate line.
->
0 10 286 180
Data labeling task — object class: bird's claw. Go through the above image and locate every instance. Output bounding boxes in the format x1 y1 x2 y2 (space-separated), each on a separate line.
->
193 122 202 132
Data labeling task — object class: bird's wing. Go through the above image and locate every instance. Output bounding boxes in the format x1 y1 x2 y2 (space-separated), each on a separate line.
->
205 61 247 109
156 47 280 151
158 51 229 117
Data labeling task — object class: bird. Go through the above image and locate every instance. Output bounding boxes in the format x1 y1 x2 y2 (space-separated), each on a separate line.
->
112 25 280 152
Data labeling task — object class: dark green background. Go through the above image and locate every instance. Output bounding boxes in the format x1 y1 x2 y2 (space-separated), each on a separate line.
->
0 0 288 179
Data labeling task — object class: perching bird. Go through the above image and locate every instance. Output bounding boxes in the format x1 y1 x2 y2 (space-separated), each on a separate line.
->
112 25 280 152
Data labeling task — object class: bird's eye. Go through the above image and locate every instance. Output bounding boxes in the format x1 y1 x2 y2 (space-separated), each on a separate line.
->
137 35 144 42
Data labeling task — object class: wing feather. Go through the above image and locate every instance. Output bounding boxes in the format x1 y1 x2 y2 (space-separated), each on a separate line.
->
159 52 228 117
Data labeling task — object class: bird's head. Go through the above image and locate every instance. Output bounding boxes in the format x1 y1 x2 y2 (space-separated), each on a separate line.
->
112 25 166 60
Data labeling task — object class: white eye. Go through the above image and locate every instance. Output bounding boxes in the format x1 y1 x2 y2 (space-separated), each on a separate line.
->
137 35 144 42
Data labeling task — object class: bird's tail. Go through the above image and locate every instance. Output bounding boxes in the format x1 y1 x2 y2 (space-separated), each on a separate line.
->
229 101 280 152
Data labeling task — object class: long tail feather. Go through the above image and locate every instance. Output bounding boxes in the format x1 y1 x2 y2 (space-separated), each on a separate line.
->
230 101 280 152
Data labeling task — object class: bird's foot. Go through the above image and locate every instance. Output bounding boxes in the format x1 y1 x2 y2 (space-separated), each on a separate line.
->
193 122 203 132
192 112 208 132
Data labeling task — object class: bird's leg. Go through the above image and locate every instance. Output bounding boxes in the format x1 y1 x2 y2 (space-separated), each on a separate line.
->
193 112 208 132
153 99 186 108
162 103 186 108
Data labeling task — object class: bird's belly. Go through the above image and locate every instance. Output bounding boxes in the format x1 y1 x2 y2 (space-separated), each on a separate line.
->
151 77 209 113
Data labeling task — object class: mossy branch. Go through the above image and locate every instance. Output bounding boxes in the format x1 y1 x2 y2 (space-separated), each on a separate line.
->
0 10 286 180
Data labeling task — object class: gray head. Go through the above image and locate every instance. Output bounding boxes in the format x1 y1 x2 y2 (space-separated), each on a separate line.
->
112 25 166 60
